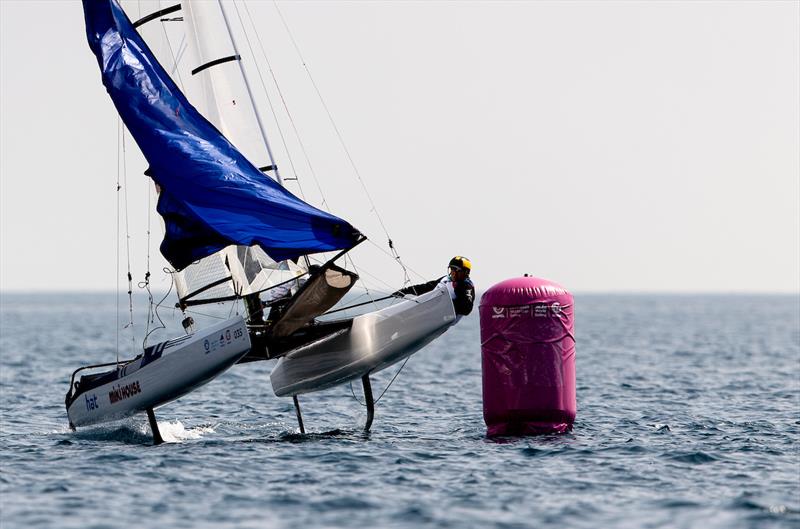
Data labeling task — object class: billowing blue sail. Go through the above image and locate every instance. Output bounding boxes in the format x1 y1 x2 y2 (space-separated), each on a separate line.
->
83 0 362 270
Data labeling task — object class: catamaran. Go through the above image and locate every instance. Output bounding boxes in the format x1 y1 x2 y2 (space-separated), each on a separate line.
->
67 0 457 443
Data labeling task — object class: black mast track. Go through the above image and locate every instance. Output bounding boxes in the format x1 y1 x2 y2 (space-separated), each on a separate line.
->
133 3 182 28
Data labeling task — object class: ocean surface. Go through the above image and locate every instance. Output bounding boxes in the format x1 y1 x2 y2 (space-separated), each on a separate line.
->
0 293 798 529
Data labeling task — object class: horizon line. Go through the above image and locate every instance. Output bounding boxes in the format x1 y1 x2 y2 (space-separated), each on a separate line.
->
1 289 798 296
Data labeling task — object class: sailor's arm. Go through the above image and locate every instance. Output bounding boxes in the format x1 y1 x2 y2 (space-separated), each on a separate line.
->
393 276 445 297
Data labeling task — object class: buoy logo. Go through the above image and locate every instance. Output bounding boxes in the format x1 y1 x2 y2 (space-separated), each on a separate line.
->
492 307 506 318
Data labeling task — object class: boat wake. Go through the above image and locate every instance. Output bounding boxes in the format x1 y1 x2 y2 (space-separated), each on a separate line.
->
65 419 215 444
157 420 215 443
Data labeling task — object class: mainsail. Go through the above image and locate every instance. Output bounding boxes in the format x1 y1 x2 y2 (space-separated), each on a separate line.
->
84 0 361 305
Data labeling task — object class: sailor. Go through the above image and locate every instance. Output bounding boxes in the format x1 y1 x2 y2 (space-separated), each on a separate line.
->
393 256 475 321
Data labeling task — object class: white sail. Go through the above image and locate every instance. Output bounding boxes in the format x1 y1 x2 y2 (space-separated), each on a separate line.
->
181 1 275 173
173 247 306 304
122 0 301 304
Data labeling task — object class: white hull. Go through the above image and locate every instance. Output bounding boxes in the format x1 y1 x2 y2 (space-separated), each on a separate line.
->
270 288 456 396
67 316 250 428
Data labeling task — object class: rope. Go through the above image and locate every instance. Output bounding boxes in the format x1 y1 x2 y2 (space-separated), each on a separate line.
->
323 294 397 316
184 308 229 320
142 270 173 348
272 1 411 282
229 298 239 318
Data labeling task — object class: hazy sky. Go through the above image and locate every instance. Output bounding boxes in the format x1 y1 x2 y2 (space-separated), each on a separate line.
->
1 1 798 293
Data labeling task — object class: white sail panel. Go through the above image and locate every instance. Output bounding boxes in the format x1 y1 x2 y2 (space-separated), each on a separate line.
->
182 1 273 172
173 252 235 303
174 245 307 305
223 245 306 297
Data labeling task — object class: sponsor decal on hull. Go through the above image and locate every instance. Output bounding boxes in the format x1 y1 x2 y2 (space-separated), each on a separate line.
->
109 381 142 404
85 393 99 411
204 326 244 354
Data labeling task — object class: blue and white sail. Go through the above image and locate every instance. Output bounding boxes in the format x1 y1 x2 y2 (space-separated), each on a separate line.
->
83 0 361 303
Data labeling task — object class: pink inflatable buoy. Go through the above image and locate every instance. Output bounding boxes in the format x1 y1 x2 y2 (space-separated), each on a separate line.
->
479 276 576 436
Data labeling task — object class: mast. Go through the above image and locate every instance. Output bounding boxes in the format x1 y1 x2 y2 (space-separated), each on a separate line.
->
216 0 283 186
214 0 311 320
215 0 279 322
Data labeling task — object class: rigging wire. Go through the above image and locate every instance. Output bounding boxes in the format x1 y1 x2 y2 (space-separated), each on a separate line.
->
144 2 411 315
230 0 304 196
140 182 160 347
115 120 122 367
272 1 411 286
235 2 415 301
160 23 186 91
349 356 411 406
238 0 381 307
120 124 136 359
240 0 329 211
141 11 179 345
366 239 426 283
143 155 152 330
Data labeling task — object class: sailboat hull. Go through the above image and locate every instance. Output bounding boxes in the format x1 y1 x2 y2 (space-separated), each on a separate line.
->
66 316 250 428
270 288 456 396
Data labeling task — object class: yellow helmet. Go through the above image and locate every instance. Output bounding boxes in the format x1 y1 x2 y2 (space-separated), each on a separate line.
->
448 256 472 274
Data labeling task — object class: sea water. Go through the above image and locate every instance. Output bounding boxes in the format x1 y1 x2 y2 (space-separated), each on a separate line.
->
0 293 798 529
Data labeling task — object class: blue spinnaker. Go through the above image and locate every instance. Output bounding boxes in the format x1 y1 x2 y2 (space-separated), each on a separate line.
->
83 0 362 270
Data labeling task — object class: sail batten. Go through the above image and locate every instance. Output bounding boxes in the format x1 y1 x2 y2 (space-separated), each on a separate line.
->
132 3 181 28
83 0 361 272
